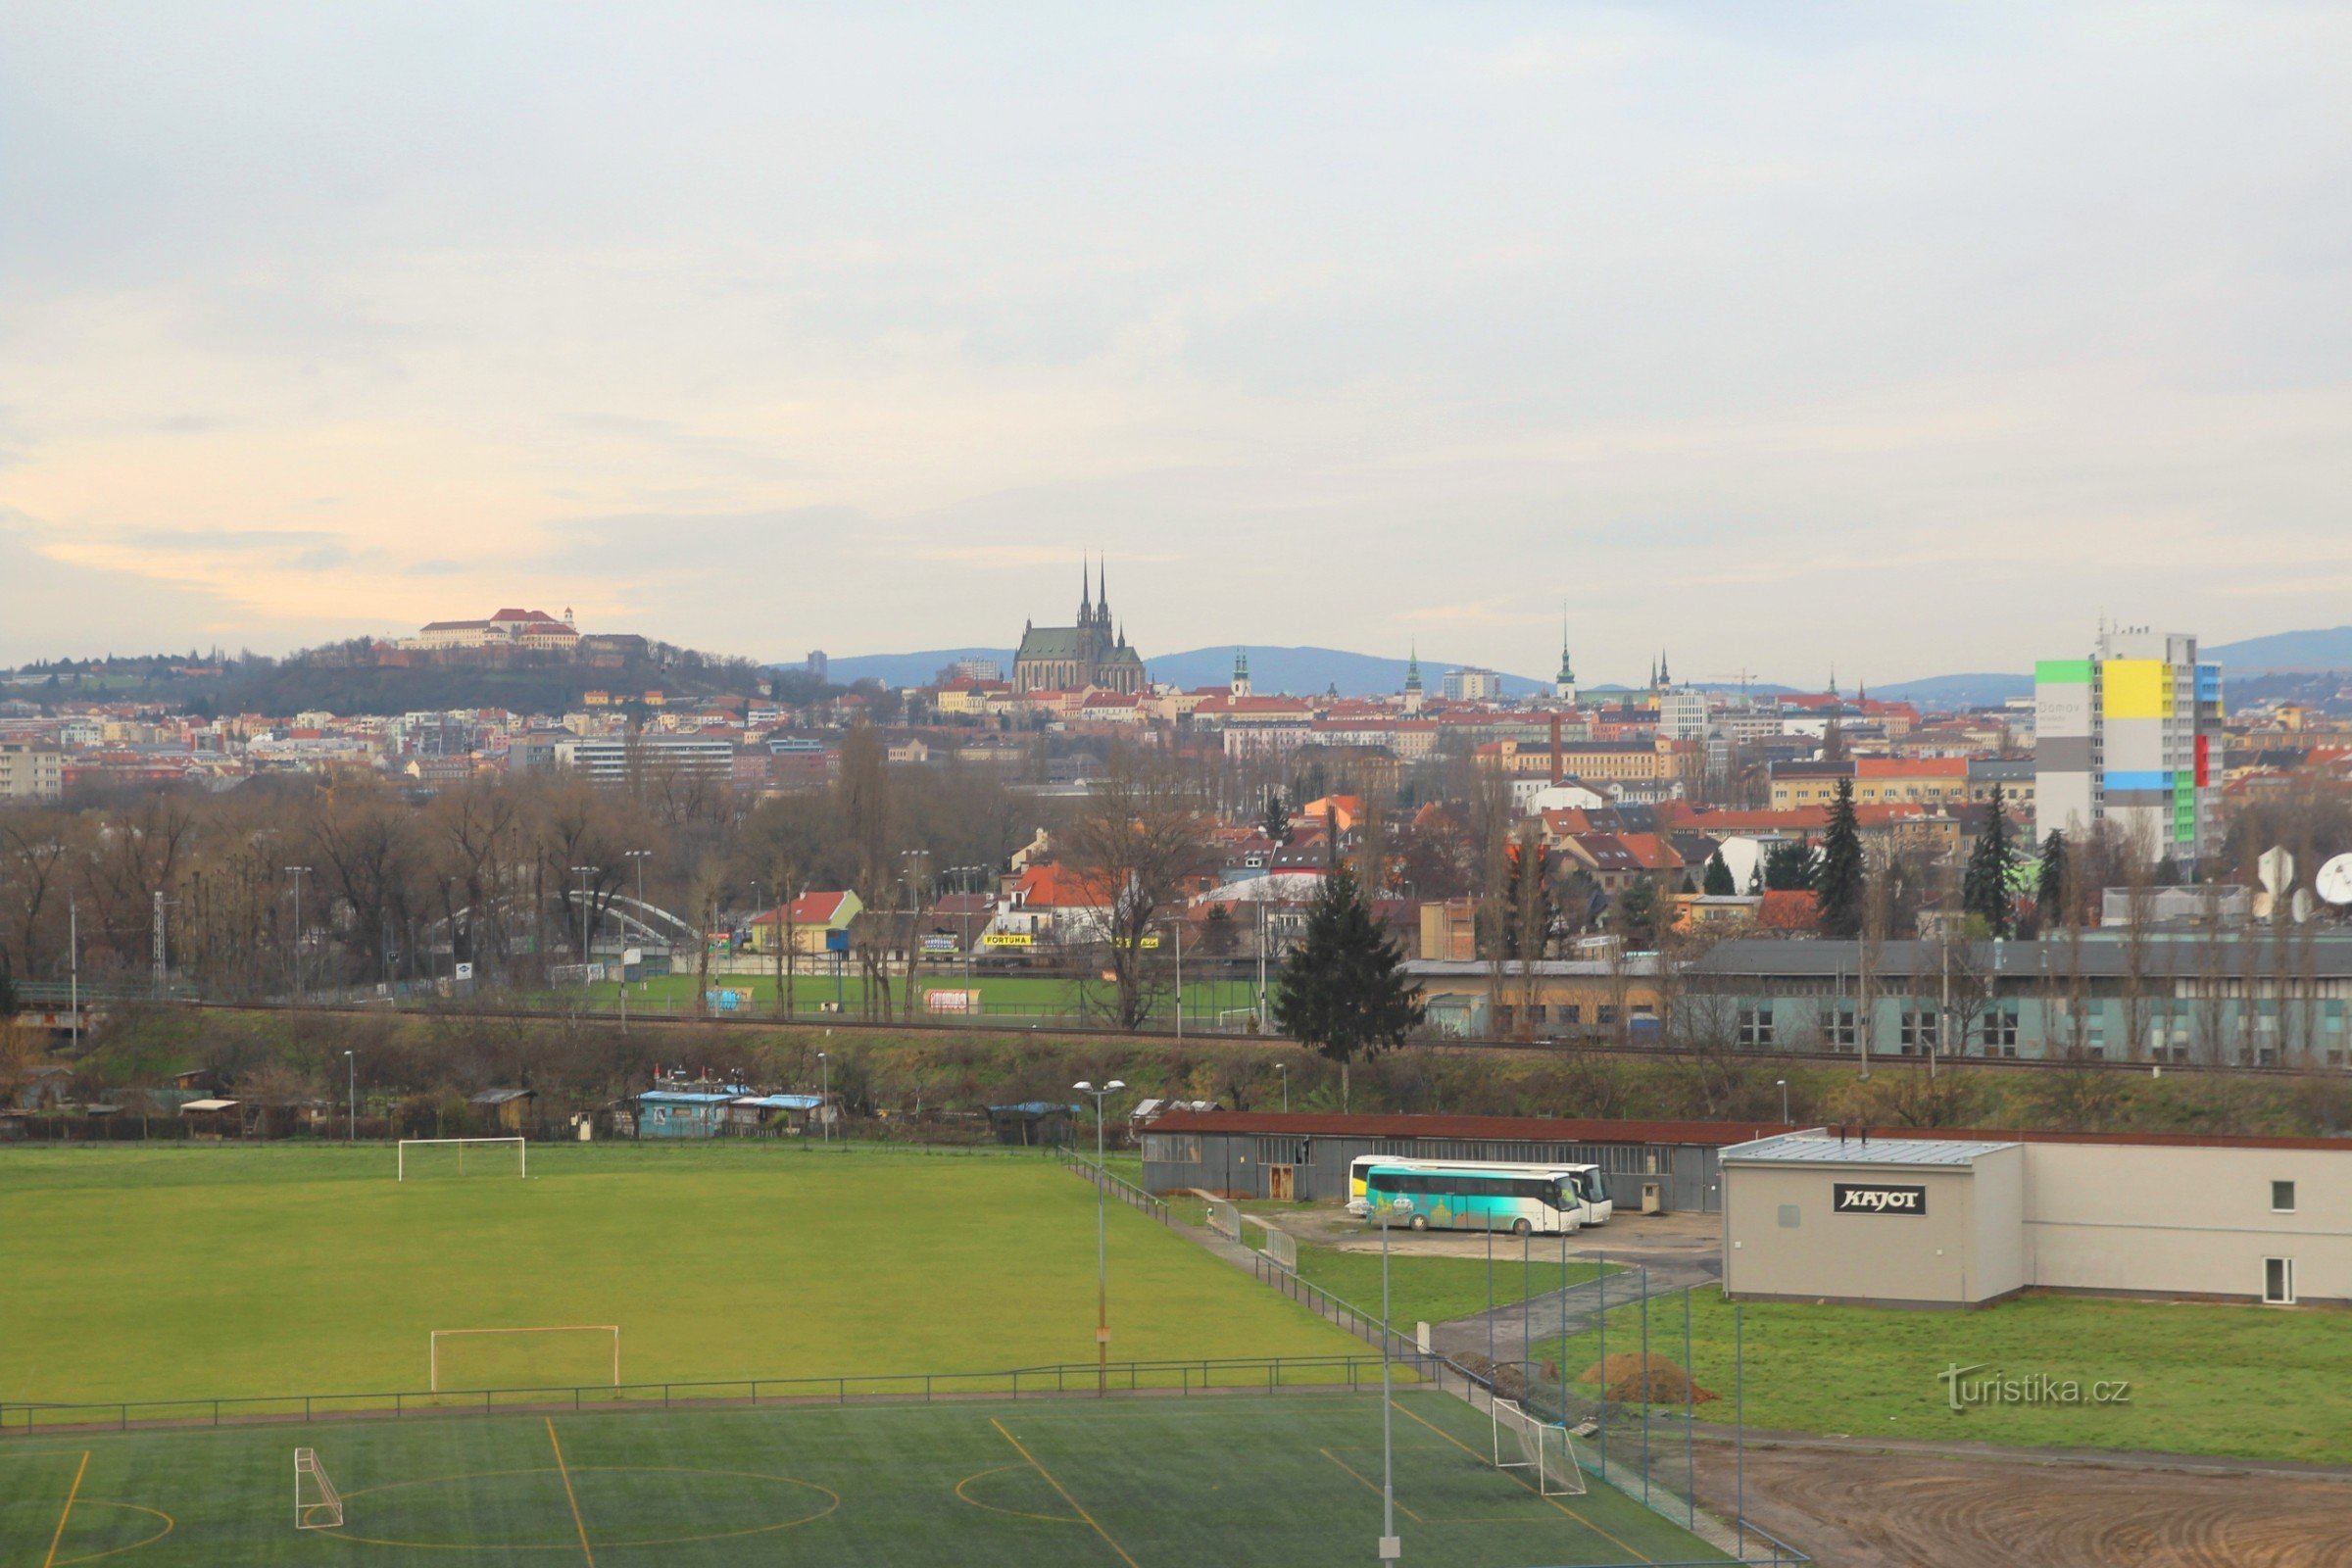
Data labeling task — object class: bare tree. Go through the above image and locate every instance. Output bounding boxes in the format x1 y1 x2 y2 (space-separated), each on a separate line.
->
1060 745 1212 1031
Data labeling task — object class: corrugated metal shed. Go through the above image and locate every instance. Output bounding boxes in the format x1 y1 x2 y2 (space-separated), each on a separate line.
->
1723 1132 2017 1167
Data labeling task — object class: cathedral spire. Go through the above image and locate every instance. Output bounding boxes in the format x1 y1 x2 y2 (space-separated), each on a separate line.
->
1096 557 1110 627
1079 558 1092 623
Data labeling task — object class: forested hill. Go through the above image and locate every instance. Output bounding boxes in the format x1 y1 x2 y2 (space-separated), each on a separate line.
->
4 646 785 717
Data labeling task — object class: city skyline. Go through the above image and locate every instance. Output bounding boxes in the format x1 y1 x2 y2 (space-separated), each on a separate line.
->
5 5 2350 676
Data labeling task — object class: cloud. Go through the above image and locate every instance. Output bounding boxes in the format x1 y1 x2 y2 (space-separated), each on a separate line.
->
1 5 2347 681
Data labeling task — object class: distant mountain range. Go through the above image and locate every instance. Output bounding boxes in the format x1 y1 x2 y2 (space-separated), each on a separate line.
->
801 625 2352 708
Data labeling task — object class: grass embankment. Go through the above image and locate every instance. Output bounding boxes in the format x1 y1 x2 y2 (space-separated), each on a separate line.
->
0 1142 1367 1407
1546 1284 2352 1464
564 970 1266 1025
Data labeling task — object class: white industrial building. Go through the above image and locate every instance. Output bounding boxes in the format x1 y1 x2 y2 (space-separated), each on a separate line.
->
1722 1128 2346 1309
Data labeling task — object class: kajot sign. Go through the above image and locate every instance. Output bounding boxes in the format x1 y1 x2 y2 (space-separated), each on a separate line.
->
1833 1183 1927 1216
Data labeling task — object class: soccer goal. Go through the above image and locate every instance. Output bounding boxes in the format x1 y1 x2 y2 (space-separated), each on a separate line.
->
1492 1398 1587 1496
294 1447 343 1529
398 1136 526 1181
430 1325 620 1392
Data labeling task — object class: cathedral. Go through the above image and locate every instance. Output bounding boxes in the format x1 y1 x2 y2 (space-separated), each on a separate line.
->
1012 560 1147 695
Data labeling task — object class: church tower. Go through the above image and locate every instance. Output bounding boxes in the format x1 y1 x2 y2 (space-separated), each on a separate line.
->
1402 646 1423 714
1553 608 1577 706
1232 647 1251 699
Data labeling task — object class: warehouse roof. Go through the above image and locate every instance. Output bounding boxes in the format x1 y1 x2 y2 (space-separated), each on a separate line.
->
1145 1110 1786 1147
1722 1132 2017 1166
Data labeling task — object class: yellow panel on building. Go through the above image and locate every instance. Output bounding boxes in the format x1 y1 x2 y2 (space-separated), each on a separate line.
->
2101 660 2168 720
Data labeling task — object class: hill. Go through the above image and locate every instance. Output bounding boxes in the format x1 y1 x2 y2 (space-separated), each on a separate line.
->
809 644 1551 697
2204 625 2352 672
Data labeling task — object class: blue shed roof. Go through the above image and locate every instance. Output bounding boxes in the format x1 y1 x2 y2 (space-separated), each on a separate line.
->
636 1090 738 1105
736 1094 828 1110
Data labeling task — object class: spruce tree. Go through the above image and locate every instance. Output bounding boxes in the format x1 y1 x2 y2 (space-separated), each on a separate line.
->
2036 829 2070 929
1964 785 2018 937
1260 789 1292 845
1270 861 1426 1111
1703 849 1736 896
1814 777 1866 938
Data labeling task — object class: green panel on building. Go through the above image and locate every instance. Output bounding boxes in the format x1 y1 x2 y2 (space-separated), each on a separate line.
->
2034 660 2096 684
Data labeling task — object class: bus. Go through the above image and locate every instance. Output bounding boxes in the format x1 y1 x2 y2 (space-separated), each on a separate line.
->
1359 1162 1599 1236
1347 1154 1615 1226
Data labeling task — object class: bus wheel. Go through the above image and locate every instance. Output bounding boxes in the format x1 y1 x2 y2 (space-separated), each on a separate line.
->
1512 1218 1532 1238
1409 1214 1428 1232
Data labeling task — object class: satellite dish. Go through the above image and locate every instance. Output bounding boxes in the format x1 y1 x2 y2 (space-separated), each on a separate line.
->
2293 889 2315 924
2251 890 2275 922
2259 846 2295 897
2317 854 2352 906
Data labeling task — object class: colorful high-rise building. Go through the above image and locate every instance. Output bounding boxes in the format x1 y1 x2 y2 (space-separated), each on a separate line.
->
2034 628 2221 868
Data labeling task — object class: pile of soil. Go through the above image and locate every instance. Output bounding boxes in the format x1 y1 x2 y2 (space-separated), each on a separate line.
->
1577 1352 1718 1405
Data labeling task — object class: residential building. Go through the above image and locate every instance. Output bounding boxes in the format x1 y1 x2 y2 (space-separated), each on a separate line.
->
554 735 735 787
1441 666 1502 701
0 741 64 800
744 891 863 956
2035 627 2222 867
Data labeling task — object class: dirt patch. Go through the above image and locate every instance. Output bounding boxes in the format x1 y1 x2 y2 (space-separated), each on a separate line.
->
1577 1351 1718 1405
1691 1444 2352 1568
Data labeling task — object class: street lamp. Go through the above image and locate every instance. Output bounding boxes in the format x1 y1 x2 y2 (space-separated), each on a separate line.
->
1777 1078 1789 1124
1074 1078 1126 1393
344 1051 357 1145
818 1051 830 1147
1276 1060 1289 1113
283 867 311 999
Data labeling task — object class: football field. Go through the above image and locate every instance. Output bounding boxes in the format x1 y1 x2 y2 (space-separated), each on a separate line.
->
0 1143 1363 1404
0 1391 1735 1566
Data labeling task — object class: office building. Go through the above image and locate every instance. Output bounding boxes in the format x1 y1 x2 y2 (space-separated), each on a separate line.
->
2034 628 2220 868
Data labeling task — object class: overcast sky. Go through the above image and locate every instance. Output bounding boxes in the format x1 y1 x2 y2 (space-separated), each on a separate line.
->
4 3 2348 684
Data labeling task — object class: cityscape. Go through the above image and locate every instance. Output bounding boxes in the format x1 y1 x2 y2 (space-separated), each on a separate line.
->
3 8 2348 1568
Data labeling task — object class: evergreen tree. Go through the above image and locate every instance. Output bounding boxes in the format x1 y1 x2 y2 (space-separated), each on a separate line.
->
1259 789 1292 846
2036 829 2070 929
1270 861 1425 1111
1814 778 1866 938
1964 785 2019 937
1703 849 1737 897
1744 859 1763 896
1762 839 1816 892
1615 875 1662 947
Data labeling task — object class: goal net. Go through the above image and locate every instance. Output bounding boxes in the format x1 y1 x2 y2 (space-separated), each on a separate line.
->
398 1137 526 1182
430 1325 620 1392
1492 1398 1587 1496
294 1447 343 1530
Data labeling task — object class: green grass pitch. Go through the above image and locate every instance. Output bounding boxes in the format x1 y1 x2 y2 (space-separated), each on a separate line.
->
0 1144 1367 1406
0 1392 1733 1565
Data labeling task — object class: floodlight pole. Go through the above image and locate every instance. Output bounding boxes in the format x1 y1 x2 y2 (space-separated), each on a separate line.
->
571 865 599 985
284 866 311 1001
1380 1197 1399 1561
1075 1079 1125 1395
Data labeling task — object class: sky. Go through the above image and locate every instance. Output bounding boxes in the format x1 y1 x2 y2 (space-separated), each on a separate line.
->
3 3 2349 686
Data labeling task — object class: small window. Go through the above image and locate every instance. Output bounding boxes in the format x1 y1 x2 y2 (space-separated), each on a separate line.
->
2265 1257 2295 1305
2273 1181 2296 1213
1777 1204 1801 1229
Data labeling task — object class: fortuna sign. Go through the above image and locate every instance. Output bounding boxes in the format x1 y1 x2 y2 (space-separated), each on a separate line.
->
1833 1183 1928 1216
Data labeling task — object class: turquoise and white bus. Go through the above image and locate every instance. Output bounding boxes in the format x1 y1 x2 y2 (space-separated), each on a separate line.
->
1358 1161 1606 1236
1347 1154 1614 1226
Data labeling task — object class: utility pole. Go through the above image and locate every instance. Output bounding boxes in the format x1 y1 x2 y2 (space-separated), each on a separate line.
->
68 893 79 1053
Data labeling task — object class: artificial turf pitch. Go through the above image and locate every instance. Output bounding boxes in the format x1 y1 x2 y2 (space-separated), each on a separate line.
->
0 1391 1732 1566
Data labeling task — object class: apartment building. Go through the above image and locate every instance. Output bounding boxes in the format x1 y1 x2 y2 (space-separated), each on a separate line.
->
0 740 65 800
2035 628 2221 868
